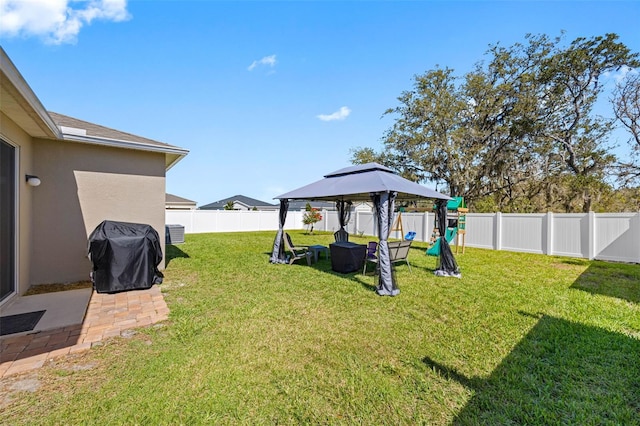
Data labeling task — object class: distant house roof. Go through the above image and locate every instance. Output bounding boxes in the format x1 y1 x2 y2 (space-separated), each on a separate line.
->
48 112 188 170
200 195 278 210
287 200 337 211
166 193 197 209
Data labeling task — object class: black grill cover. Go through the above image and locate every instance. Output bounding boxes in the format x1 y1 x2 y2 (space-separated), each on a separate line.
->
88 220 164 294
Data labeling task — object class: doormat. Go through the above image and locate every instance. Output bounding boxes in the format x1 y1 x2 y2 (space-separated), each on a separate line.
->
0 310 46 336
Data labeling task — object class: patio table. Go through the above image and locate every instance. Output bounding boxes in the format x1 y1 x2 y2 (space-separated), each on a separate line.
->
309 245 329 263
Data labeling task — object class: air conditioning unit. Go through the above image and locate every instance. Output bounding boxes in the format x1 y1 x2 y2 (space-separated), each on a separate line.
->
165 224 185 244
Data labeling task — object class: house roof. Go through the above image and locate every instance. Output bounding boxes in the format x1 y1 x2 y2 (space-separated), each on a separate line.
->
287 200 337 211
1 47 60 139
166 193 197 205
48 112 189 170
200 195 277 210
0 47 188 171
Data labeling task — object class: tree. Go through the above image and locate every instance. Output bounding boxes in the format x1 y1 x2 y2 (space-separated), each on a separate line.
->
349 146 387 166
224 201 235 210
532 33 638 211
612 71 640 185
363 67 473 195
458 34 555 209
353 33 639 212
302 203 322 234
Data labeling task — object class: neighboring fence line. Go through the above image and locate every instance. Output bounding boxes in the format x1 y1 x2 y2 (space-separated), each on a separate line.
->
165 209 640 263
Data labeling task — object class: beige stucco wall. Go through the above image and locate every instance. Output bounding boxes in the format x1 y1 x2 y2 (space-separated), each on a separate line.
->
1 111 35 296
30 138 166 285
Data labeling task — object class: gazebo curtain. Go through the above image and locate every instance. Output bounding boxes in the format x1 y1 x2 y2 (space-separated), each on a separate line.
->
336 200 353 231
373 191 400 296
270 199 289 264
434 199 461 277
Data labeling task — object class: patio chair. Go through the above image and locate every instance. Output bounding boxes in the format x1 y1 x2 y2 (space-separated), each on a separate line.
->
365 240 412 274
334 228 349 242
362 241 378 274
389 240 412 272
284 233 312 266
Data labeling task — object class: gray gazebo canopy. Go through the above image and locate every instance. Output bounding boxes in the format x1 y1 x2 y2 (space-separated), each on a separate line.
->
275 163 449 202
270 163 457 296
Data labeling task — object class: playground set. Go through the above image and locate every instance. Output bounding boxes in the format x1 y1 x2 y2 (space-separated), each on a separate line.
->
426 197 467 256
391 197 468 256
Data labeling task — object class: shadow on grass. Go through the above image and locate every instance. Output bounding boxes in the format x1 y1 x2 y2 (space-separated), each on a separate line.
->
353 274 377 292
423 314 640 424
165 244 190 267
569 260 640 304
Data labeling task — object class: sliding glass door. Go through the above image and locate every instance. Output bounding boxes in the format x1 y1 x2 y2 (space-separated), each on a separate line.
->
0 139 16 302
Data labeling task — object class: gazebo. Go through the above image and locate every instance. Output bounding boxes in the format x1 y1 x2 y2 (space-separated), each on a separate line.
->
271 163 460 296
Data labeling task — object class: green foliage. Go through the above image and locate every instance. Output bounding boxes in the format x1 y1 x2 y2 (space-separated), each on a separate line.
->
3 232 638 424
349 146 388 166
302 207 322 233
223 201 235 210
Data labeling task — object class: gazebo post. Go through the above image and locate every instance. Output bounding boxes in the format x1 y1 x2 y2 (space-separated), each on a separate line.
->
373 191 400 296
270 199 289 264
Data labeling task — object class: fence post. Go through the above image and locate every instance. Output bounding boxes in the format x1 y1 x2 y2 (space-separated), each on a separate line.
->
353 210 358 235
495 212 502 250
635 212 640 263
545 211 553 255
422 212 429 243
588 211 596 260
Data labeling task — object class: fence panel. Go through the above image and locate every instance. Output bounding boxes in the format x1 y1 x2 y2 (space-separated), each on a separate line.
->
191 210 219 233
394 212 427 241
355 211 376 237
594 213 640 263
166 209 304 233
501 214 545 254
552 214 588 258
465 214 496 249
322 211 342 233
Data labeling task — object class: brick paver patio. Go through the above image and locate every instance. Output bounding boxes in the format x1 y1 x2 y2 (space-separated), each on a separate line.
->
0 286 169 378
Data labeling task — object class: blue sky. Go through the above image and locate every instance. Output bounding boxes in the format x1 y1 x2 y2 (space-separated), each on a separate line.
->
1 1 639 206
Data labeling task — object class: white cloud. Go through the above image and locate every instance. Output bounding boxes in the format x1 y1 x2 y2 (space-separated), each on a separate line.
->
614 65 638 83
602 66 639 86
0 0 130 45
317 106 351 122
248 54 277 71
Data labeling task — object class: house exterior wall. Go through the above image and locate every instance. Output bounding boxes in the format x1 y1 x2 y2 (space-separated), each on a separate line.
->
1 112 35 296
30 138 167 285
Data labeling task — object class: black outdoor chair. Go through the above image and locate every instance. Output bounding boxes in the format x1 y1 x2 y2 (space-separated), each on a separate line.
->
334 228 349 242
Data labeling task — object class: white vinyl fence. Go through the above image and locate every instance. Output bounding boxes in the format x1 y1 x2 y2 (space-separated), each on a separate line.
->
166 209 306 234
166 209 640 263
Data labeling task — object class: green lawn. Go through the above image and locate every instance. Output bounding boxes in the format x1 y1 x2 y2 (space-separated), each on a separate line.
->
3 231 639 425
